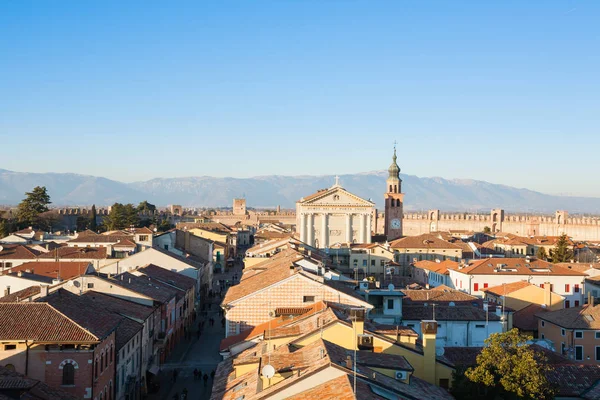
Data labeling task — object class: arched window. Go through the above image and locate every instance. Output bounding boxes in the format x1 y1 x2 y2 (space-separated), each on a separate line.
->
99 392 103 400
94 359 99 379
62 363 75 385
394 185 397 193
101 353 105 372
389 185 392 192
396 199 401 207
110 345 113 364
109 381 112 400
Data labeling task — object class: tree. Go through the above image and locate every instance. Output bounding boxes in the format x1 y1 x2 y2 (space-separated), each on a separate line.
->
549 234 574 263
137 201 156 214
483 226 491 234
37 211 60 232
89 205 98 232
0 219 8 238
103 203 140 231
16 186 51 228
465 329 556 400
536 247 548 261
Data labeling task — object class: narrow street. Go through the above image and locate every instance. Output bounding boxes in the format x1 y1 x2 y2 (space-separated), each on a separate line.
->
146 261 243 400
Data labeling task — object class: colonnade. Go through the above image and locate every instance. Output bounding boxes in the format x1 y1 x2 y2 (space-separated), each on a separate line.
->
299 212 372 247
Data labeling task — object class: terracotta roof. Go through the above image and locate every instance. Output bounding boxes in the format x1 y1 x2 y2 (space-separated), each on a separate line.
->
481 280 533 296
113 317 143 351
137 264 196 291
390 234 462 250
37 246 108 260
222 260 297 304
111 272 180 304
513 303 547 331
537 304 600 329
0 366 80 400
557 262 600 273
81 291 155 322
0 285 41 302
285 375 381 400
457 257 587 276
413 260 459 275
113 239 137 247
402 304 501 322
402 288 478 304
0 244 40 259
0 303 98 342
366 323 419 337
547 364 600 398
443 344 573 369
5 261 92 280
42 289 123 339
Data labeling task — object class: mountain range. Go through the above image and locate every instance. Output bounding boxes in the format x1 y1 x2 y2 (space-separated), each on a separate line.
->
1 168 599 214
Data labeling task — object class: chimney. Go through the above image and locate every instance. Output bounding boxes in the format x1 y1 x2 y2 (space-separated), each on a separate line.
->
588 291 592 306
420 320 438 385
350 308 365 337
345 355 353 369
41 285 49 297
544 282 551 308
4 286 10 296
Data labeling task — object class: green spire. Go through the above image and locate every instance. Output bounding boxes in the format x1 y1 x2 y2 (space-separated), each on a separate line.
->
388 143 400 179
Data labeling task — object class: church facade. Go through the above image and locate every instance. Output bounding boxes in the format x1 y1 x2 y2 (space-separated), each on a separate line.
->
296 148 404 248
296 178 376 248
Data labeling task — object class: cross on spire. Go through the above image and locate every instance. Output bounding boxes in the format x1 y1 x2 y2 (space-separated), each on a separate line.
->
335 175 340 186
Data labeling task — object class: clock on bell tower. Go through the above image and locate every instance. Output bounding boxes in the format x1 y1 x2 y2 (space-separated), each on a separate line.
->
384 145 404 241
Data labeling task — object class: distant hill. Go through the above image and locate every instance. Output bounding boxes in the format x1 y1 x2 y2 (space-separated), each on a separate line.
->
1 168 599 213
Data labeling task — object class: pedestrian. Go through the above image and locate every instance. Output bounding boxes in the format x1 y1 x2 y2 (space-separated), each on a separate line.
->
172 369 178 383
203 373 208 387
193 368 198 380
210 370 215 380
221 317 225 328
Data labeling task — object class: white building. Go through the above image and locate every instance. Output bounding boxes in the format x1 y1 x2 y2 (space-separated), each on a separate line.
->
448 258 587 306
296 177 376 248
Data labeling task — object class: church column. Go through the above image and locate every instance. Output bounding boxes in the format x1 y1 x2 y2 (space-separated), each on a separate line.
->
300 213 307 243
321 213 328 249
346 214 353 243
359 214 366 243
307 213 314 246
366 213 372 244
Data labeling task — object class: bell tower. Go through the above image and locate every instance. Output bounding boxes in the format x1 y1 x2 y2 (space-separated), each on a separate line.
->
384 144 404 241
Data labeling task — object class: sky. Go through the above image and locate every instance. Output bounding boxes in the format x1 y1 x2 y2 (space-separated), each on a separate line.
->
0 1 599 196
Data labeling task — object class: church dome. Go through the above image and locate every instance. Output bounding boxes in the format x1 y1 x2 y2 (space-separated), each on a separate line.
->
388 148 400 179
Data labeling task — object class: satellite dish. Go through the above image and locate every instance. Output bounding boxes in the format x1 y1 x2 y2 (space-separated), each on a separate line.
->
436 347 445 357
362 278 368 282
261 365 275 379
388 283 395 291
0 246 3 253
73 281 81 288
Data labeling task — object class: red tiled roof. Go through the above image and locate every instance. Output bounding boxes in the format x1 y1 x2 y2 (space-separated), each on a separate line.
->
38 246 108 260
0 244 41 260
513 303 547 331
0 286 41 302
0 303 98 342
481 280 533 296
537 304 600 329
137 264 196 291
458 258 587 276
390 234 463 250
6 261 92 280
413 260 459 275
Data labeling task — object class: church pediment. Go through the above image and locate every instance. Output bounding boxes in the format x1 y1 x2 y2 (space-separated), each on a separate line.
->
300 187 374 207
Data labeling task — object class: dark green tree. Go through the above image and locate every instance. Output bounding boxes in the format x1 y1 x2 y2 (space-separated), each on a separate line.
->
103 203 140 230
465 329 556 400
549 234 574 263
483 226 491 234
16 186 52 228
537 246 548 261
137 201 156 214
0 219 8 238
89 204 98 232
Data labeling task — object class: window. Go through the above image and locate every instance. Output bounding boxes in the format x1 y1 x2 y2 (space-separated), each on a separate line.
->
62 363 75 385
362 260 367 267
596 347 600 361
87 283 94 289
575 331 584 339
110 345 113 364
303 296 315 303
475 324 485 328
562 343 566 355
565 284 570 293
101 353 105 372
139 235 148 241
541 321 545 327
4 344 16 351
561 328 566 336
473 283 479 292
541 333 545 339
95 359 99 379
540 284 544 289
5 262 12 268
565 300 570 308
371 260 375 266
575 300 580 307
439 379 450 389
387 299 394 309
406 324 415 328
575 284 580 293
596 332 600 339
575 345 584 361
164 244 169 250
483 283 488 289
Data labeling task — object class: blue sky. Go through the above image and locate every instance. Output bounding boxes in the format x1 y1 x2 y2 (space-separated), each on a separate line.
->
0 1 598 196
